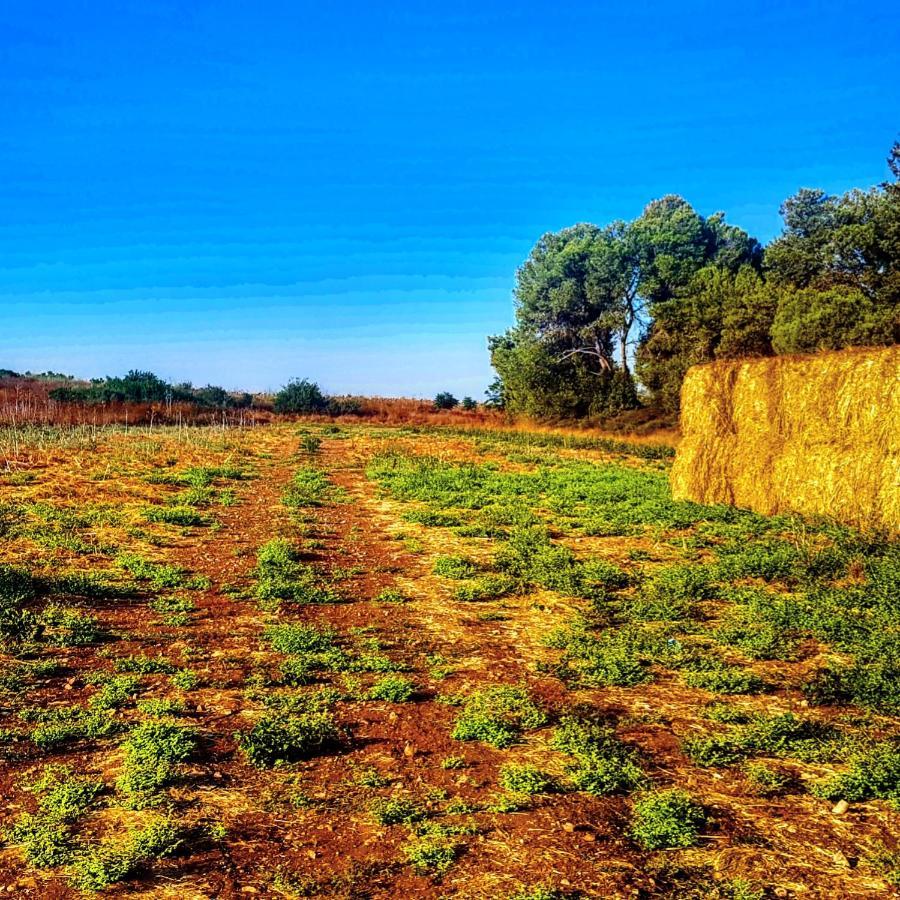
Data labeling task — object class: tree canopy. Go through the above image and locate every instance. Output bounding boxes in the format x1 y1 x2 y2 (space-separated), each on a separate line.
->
491 142 899 418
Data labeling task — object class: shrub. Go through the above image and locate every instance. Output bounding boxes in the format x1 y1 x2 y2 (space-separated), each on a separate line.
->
403 831 459 875
238 712 339 767
683 734 743 767
813 740 900 805
368 675 415 702
498 763 555 795
70 817 184 892
116 721 199 802
144 506 208 527
434 392 459 410
630 789 707 850
433 555 479 580
461 396 477 411
452 686 547 748
370 797 425 825
274 379 327 414
551 716 646 795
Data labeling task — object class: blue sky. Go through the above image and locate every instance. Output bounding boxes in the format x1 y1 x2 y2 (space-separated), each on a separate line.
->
2 1 898 397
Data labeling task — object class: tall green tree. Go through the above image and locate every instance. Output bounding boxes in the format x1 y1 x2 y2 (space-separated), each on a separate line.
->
634 198 762 411
765 150 899 352
491 222 644 417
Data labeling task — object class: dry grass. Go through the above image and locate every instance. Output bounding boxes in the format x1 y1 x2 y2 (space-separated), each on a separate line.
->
672 344 900 532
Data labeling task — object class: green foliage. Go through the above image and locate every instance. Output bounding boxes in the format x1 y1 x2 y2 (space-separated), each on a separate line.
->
89 675 141 710
368 675 415 702
630 789 707 850
452 686 547 748
27 705 120 749
375 588 409 603
370 797 425 825
264 622 337 655
683 734 743 767
238 712 339 767
403 831 459 875
498 763 555 795
629 563 714 620
39 604 102 646
114 654 176 674
434 392 459 410
117 553 206 591
283 466 333 507
551 716 646 795
274 379 327 414
681 658 765 695
549 623 662 687
144 505 208 526
70 817 184 892
5 767 104 869
433 555 479 580
255 539 335 606
116 721 198 802
813 740 900 805
743 761 791 796
454 574 516 602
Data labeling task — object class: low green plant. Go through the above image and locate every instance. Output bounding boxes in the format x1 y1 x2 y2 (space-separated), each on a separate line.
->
39 604 102 646
433 555 479 580
144 505 208 527
89 675 142 710
256 540 336 606
743 761 791 796
452 686 547 748
238 712 339 767
683 734 743 767
116 721 199 804
813 740 900 805
370 796 425 825
498 763 555 795
629 789 707 850
551 716 646 795
70 817 184 892
403 831 459 876
368 675 415 702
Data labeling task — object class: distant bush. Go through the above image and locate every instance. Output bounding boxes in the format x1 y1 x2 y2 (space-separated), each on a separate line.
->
47 370 250 408
273 379 327 414
434 392 459 410
461 396 477 410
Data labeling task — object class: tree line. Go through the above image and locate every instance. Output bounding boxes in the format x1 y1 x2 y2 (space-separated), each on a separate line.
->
489 142 900 418
47 370 255 409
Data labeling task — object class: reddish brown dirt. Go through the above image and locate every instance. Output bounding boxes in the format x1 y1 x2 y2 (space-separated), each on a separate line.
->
0 426 896 898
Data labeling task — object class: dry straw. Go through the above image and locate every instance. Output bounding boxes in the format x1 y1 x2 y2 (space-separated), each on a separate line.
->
671 345 900 533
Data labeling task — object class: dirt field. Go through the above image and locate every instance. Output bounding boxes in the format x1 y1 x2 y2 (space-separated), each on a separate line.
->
0 423 897 898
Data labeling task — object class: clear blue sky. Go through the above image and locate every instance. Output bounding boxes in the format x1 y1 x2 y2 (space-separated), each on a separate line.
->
2 1 898 397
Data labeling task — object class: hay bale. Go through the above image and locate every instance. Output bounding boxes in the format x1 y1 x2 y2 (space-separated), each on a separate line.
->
671 345 900 532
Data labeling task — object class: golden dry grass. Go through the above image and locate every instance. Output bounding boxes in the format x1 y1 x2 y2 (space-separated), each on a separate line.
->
672 345 900 532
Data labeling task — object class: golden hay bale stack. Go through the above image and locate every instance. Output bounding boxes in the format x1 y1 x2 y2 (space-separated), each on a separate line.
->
671 345 900 532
